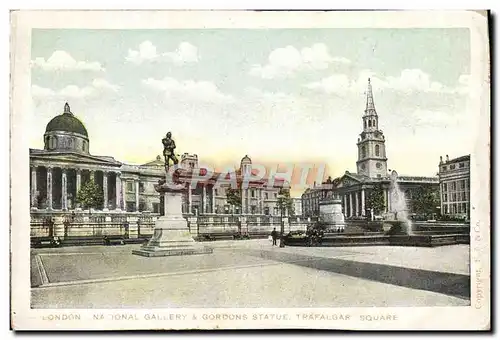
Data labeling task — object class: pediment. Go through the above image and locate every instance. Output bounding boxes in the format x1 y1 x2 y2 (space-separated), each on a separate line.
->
30 151 122 167
336 174 362 188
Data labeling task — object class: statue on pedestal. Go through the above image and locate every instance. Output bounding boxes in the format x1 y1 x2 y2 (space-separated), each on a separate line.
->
162 132 179 172
133 132 212 257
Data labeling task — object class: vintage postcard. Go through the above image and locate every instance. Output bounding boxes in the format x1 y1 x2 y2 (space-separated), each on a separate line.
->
10 10 490 330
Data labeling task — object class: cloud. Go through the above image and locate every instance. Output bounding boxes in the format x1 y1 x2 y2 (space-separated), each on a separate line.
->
126 41 199 65
164 42 199 64
249 43 351 79
32 78 120 100
303 74 352 95
304 69 470 95
142 77 232 103
31 51 104 72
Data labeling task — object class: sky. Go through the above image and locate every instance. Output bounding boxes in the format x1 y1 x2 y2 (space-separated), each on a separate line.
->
30 28 473 192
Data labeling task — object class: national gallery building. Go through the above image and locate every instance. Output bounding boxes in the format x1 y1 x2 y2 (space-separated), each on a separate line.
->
30 103 289 218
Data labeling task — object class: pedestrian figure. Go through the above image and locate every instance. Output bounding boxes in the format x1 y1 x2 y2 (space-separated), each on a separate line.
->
271 228 278 246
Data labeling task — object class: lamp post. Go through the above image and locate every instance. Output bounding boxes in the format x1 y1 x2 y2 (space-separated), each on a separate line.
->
277 192 285 248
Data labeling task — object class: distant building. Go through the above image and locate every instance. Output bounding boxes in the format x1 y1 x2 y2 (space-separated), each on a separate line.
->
301 179 335 218
438 154 471 219
292 197 303 217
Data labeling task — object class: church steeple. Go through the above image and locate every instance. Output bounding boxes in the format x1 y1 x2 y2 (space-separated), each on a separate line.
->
362 78 379 132
364 78 377 116
356 78 388 178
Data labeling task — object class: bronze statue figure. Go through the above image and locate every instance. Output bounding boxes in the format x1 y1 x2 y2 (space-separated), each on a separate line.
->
162 132 179 171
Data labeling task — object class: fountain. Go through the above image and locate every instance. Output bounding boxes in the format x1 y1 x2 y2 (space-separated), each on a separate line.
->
384 170 413 235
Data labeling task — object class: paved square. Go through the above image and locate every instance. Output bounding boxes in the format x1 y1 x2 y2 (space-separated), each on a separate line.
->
31 240 470 308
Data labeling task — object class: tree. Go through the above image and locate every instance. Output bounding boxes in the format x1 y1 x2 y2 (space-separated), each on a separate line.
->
226 187 241 213
277 188 294 216
77 179 103 214
365 183 386 215
410 185 440 218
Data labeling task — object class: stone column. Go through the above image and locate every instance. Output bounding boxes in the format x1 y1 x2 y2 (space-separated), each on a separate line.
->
343 194 347 215
115 172 121 210
76 169 81 193
240 187 245 214
202 185 207 214
135 180 139 212
121 179 127 211
354 191 359 216
31 166 37 208
61 168 68 210
102 171 109 210
46 166 53 210
361 189 366 216
246 189 249 214
257 189 261 214
349 192 353 217
188 186 192 214
211 186 216 213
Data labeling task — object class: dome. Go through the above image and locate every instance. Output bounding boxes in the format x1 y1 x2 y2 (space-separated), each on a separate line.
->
45 103 88 137
241 155 252 164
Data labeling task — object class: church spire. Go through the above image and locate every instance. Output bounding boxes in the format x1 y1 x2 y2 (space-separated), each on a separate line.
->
364 78 377 116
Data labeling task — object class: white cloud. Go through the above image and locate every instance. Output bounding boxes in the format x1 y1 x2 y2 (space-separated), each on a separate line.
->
126 41 199 65
31 51 104 72
32 78 120 100
164 42 199 64
249 43 351 79
142 77 232 103
304 69 470 95
91 78 121 92
303 74 352 95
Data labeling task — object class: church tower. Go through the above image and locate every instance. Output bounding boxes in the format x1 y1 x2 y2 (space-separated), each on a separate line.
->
356 78 388 178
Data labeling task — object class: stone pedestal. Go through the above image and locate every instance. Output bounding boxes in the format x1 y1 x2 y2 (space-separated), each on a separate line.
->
319 198 346 232
133 185 212 257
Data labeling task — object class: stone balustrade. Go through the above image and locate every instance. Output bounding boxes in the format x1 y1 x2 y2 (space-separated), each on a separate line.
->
30 210 308 243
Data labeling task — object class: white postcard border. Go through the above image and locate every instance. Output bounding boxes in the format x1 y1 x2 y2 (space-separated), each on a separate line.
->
10 10 490 330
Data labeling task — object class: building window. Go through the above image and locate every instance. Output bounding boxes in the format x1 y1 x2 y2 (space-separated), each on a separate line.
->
361 146 366 158
214 189 218 196
265 192 269 199
139 182 145 193
251 190 255 198
126 181 133 192
450 164 456 170
459 162 465 168
126 202 135 212
153 203 160 213
274 193 277 198
442 166 447 171
368 120 372 127
364 121 367 129
82 141 86 151
375 145 380 156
